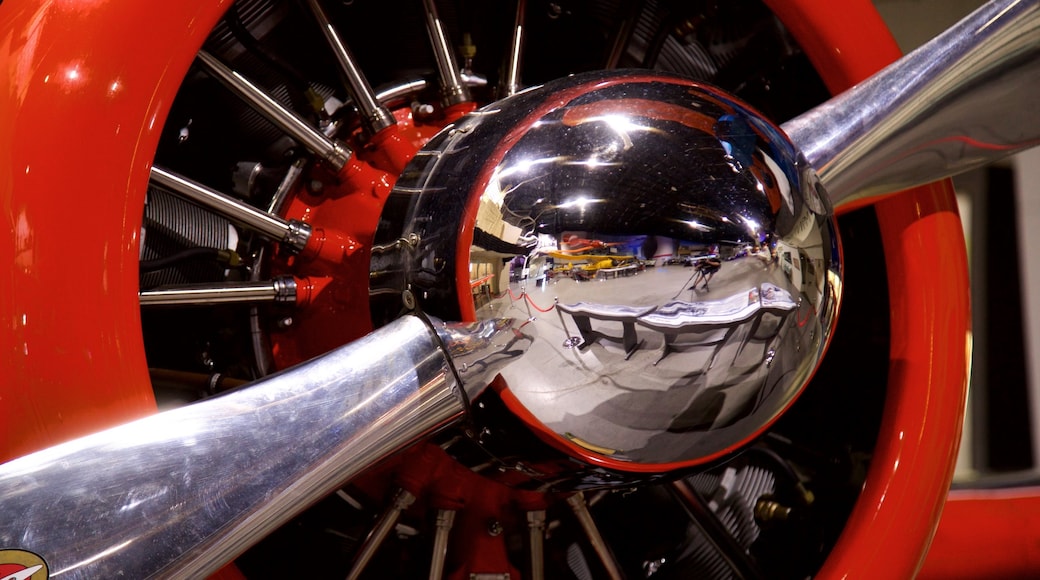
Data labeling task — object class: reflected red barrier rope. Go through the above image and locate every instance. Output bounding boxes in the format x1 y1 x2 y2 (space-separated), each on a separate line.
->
524 293 555 313
505 287 556 312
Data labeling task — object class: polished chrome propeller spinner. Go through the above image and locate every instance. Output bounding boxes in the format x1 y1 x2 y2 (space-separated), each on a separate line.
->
374 70 841 467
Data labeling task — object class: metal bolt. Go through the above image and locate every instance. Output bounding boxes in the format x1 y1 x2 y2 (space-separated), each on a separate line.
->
412 102 435 118
755 498 792 523
402 289 416 311
177 119 192 144
486 519 504 537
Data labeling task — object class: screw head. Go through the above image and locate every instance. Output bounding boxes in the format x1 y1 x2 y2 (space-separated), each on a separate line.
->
486 519 504 536
402 289 417 310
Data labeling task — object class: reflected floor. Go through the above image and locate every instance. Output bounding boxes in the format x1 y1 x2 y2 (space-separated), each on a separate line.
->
475 255 819 465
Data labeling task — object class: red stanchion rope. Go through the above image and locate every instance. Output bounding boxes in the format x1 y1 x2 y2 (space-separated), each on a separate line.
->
524 293 555 313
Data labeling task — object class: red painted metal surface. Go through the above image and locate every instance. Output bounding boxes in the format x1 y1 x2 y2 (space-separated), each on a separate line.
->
268 108 443 367
765 1 971 577
825 182 969 578
919 486 1040 578
0 0 231 463
268 153 392 367
764 0 902 96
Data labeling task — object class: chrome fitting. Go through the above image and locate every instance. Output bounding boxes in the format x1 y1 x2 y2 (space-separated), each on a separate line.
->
272 276 298 305
284 219 313 253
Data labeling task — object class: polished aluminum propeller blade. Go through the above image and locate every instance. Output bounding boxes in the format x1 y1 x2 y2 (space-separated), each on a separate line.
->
783 0 1040 209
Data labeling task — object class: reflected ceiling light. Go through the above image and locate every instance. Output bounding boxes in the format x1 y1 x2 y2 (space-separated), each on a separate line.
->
684 219 713 232
557 196 596 210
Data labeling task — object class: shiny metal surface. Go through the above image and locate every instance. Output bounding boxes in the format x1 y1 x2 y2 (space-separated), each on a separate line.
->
284 218 313 252
0 316 465 579
436 318 534 401
429 508 456 580
139 277 297 306
527 509 547 580
373 73 487 109
374 70 840 468
567 493 624 580
345 487 417 580
195 50 351 171
500 0 528 97
303 0 396 136
783 0 1040 208
670 478 763 579
150 166 312 252
266 157 307 215
422 0 471 107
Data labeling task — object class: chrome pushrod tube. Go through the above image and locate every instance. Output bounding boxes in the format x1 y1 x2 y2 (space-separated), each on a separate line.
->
422 0 471 106
0 316 466 579
565 493 624 580
139 277 296 306
195 50 351 171
150 166 311 253
303 0 396 136
783 0 1040 209
499 0 528 97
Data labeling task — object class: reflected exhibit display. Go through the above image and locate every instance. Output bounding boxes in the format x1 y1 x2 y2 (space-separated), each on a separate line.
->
372 70 842 472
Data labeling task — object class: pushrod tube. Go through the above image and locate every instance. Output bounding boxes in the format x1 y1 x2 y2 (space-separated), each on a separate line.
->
499 0 527 97
139 278 297 306
421 0 471 106
0 316 466 579
783 0 1040 209
303 0 396 136
150 166 311 252
565 493 624 580
195 50 351 171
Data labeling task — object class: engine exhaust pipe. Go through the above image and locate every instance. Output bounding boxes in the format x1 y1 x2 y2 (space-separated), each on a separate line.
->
0 315 465 579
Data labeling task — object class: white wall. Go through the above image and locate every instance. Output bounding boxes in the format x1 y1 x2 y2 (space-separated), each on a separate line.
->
1015 148 1040 468
873 0 987 53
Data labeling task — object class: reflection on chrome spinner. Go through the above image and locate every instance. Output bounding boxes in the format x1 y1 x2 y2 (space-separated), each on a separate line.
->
374 70 842 468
